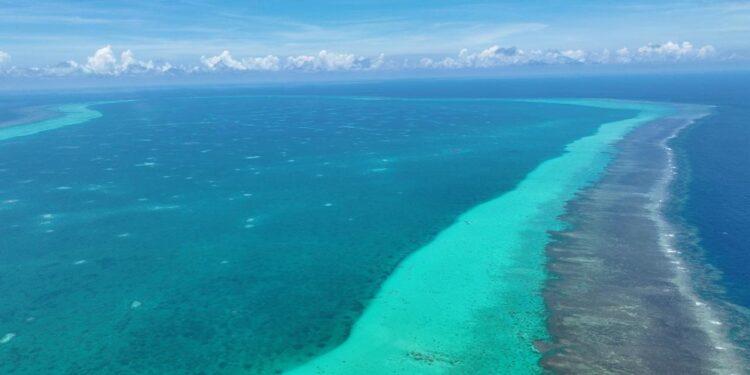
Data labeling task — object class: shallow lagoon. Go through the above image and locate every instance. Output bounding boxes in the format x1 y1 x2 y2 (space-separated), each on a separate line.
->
0 94 637 374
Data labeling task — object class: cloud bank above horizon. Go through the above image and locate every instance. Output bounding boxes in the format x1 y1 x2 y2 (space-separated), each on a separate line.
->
0 41 726 77
1 0 748 80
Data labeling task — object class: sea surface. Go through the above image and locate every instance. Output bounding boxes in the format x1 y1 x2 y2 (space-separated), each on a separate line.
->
672 99 750 352
0 93 634 374
0 74 748 373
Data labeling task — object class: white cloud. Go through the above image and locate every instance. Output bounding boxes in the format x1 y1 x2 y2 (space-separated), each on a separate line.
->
419 45 592 69
633 41 716 61
201 50 383 72
200 50 281 71
615 48 632 63
559 49 587 62
418 40 717 69
0 40 725 78
287 50 360 71
85 45 118 74
200 50 246 71
588 42 716 64
285 50 383 71
242 55 281 71
78 45 174 75
43 60 81 76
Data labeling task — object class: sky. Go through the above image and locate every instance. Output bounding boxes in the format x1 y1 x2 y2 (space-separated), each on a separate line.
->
0 0 749 80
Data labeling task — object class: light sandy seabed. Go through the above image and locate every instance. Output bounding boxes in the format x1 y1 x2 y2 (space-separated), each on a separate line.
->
288 99 670 374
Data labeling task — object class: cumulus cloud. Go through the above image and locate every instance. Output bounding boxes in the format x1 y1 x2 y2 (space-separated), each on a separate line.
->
200 50 281 71
634 41 715 61
6 45 178 76
243 55 281 71
596 42 716 64
0 40 723 78
418 41 716 69
200 50 246 71
84 45 118 74
200 50 383 72
80 45 174 75
419 45 591 69
286 50 384 71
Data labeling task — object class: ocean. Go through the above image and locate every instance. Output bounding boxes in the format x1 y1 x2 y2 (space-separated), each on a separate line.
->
679 104 750 306
672 101 750 352
0 74 748 374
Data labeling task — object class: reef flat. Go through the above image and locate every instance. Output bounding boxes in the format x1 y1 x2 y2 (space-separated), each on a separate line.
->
541 104 746 374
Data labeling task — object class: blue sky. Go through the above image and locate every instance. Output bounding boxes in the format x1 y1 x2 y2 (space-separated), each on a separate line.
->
0 0 748 77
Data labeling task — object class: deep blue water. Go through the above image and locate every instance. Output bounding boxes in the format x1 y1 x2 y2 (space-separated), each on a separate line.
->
678 105 750 308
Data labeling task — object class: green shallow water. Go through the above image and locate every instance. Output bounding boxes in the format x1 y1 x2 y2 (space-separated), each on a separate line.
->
0 95 663 374
289 99 670 374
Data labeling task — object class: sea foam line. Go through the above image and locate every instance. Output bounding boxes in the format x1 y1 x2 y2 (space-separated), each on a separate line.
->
649 105 745 374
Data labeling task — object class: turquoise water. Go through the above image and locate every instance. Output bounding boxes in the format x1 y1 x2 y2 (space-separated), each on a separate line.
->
0 94 637 374
289 99 668 374
0 103 102 141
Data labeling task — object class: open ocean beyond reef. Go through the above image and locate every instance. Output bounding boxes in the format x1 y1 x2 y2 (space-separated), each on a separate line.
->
0 74 748 374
